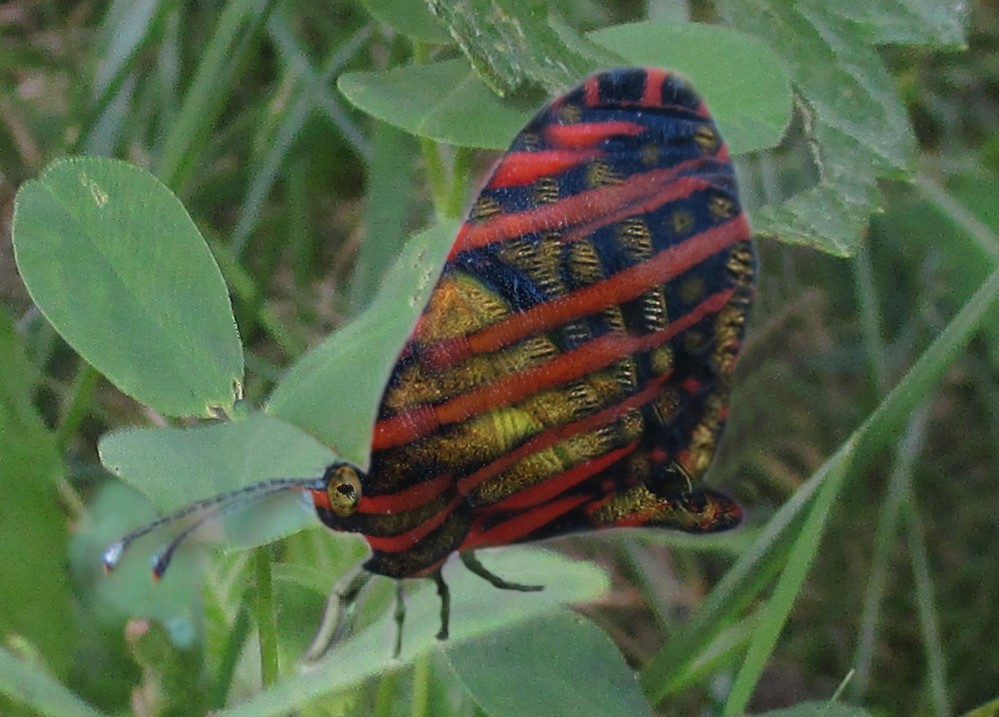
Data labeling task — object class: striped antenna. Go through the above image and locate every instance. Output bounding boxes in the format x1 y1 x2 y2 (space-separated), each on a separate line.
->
102 477 327 578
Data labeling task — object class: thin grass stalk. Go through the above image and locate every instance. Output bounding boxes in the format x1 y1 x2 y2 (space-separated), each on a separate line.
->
646 261 999 707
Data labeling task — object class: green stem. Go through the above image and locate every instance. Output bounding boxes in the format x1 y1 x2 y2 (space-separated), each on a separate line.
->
412 39 455 220
409 653 431 717
54 361 99 452
903 484 952 717
254 547 279 687
420 138 449 219
211 602 252 708
443 146 473 219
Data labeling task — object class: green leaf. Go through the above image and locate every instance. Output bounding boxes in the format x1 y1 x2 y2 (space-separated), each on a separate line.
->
338 60 544 150
12 157 244 417
444 612 652 717
0 311 73 676
338 21 792 155
0 647 106 717
98 412 336 553
359 0 451 43
833 0 968 46
718 0 918 256
426 0 598 95
69 482 203 637
348 122 420 313
589 21 792 155
212 547 609 717
267 220 459 466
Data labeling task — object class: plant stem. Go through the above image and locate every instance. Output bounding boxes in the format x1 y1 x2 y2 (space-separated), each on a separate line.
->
254 547 279 687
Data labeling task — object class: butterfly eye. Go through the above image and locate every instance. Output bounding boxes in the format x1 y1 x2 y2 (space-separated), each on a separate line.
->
327 466 362 517
680 491 709 514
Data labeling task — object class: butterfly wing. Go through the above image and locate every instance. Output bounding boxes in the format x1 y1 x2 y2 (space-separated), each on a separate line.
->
326 68 754 575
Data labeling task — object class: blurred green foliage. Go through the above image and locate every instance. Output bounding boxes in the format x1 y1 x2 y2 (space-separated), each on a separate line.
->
1 1 997 716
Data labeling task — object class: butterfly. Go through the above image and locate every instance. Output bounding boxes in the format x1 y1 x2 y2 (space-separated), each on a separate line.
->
104 67 755 660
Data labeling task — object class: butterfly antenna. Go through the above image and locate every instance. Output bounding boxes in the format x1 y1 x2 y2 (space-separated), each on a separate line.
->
102 477 327 577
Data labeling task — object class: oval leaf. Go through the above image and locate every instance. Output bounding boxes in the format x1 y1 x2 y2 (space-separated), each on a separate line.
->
98 411 336 556
12 157 243 417
338 60 543 150
267 220 459 466
444 612 653 717
589 21 792 154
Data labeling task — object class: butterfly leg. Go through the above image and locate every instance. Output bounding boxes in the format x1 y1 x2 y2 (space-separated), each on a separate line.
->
460 550 543 592
431 568 451 640
392 580 406 658
303 562 374 663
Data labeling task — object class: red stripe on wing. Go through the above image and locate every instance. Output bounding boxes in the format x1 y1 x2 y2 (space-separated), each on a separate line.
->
357 473 452 514
543 121 646 148
460 494 591 551
487 440 638 512
457 371 671 496
424 214 749 372
364 495 462 553
642 67 667 106
373 286 737 449
448 158 717 257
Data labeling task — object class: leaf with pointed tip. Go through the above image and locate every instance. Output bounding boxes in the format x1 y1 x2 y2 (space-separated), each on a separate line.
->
267 221 459 467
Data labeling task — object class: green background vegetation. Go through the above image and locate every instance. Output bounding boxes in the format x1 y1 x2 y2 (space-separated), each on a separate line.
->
1 1 997 716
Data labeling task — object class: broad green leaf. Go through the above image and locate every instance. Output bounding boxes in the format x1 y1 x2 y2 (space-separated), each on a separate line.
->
426 0 597 95
212 547 609 717
718 0 917 255
359 0 450 43
338 60 543 150
0 311 73 676
12 157 243 417
0 647 106 717
755 703 876 717
98 411 336 553
267 220 459 466
348 122 420 313
338 21 790 155
589 21 792 155
444 612 652 717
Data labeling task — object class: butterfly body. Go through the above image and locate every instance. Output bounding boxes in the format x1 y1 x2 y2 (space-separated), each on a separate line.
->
310 68 754 581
